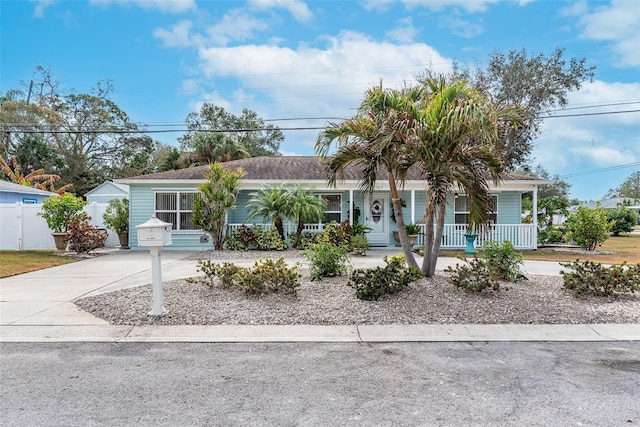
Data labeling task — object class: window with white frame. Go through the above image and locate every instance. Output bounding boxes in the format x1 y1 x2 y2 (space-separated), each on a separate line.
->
155 192 199 231
321 194 341 223
454 195 497 225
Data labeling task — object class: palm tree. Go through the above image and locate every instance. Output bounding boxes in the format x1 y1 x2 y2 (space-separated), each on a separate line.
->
409 76 525 276
315 83 422 268
192 163 245 250
246 183 291 242
192 132 250 164
286 185 327 248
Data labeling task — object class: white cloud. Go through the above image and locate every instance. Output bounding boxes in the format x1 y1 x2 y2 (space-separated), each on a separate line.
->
204 9 269 46
248 0 313 23
533 79 640 174
385 17 419 43
438 13 484 38
575 0 640 67
400 0 499 13
361 0 395 13
193 31 453 153
32 0 56 18
153 20 199 48
89 0 196 13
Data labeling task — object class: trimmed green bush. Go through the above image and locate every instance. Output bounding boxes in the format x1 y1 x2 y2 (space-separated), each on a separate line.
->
481 240 525 282
38 194 87 233
607 206 638 236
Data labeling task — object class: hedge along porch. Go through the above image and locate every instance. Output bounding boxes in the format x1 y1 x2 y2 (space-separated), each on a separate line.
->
118 156 548 251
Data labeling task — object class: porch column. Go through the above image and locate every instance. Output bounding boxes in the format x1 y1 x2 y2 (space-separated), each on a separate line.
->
349 189 353 224
532 185 538 249
410 190 415 224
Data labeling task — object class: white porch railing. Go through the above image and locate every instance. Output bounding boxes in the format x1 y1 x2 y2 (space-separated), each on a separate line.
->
415 224 536 250
228 222 537 249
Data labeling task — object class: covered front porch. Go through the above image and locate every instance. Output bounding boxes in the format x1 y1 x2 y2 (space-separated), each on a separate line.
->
228 222 537 250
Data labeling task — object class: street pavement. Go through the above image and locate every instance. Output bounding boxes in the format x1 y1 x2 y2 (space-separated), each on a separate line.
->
0 248 638 343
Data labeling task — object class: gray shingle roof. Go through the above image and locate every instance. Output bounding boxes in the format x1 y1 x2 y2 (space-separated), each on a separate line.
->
123 156 543 182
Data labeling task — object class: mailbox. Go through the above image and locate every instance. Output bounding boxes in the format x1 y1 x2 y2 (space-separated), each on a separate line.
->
136 216 173 247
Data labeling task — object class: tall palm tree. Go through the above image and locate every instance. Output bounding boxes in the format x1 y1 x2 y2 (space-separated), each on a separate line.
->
287 185 327 248
409 76 525 276
315 84 422 268
246 183 291 241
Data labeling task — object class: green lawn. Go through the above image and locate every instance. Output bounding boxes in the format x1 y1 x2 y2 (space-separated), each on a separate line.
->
0 251 80 278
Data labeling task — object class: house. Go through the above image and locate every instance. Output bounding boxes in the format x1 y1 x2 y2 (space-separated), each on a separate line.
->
0 180 57 204
85 181 129 204
118 156 548 250
567 197 640 225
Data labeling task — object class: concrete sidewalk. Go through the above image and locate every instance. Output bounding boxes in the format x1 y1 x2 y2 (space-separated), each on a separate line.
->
1 249 638 342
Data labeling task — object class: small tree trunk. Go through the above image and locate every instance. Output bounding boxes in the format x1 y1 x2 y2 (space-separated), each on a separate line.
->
388 172 418 269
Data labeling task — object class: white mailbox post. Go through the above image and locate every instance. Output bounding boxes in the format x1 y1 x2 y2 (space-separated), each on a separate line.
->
136 216 173 316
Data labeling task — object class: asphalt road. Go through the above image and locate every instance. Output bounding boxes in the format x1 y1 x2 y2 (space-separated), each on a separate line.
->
1 342 639 426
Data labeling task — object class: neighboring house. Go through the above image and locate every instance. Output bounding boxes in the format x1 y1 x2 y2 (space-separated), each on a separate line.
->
567 197 640 224
85 181 129 204
0 180 57 204
118 156 548 251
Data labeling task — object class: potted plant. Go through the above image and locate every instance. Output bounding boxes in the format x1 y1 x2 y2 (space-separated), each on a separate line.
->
102 198 130 249
38 193 87 251
350 233 370 256
405 223 423 247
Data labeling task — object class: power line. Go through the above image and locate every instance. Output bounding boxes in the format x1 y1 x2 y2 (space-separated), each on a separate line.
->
561 162 640 178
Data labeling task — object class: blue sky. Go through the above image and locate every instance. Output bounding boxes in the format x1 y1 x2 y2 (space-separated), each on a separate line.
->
1 0 639 201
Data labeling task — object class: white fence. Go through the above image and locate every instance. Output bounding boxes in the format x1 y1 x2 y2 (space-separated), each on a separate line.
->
0 202 119 250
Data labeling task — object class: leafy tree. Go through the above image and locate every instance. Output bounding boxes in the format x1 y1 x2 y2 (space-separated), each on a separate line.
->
1 67 167 194
192 163 245 250
606 171 640 200
246 184 291 242
446 48 595 168
316 83 422 269
287 185 327 248
565 204 612 250
180 104 283 159
409 76 524 276
607 206 638 236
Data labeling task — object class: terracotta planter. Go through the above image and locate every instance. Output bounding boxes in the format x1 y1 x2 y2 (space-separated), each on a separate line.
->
51 232 68 251
117 231 130 250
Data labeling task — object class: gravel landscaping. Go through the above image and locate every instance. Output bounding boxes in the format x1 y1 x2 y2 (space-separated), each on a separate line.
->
74 250 640 326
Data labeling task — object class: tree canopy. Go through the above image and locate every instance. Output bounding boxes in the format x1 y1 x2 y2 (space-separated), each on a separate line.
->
179 104 283 162
442 47 595 169
606 171 640 200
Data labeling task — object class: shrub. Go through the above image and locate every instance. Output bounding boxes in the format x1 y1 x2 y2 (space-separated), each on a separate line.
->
320 220 353 249
38 193 87 233
295 231 321 250
225 225 287 251
197 257 300 295
256 228 288 251
565 204 612 250
538 226 566 244
348 256 423 301
560 260 640 296
481 240 525 282
302 241 351 281
102 199 129 233
225 225 260 250
607 206 638 236
67 215 107 253
445 257 504 293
